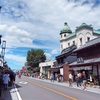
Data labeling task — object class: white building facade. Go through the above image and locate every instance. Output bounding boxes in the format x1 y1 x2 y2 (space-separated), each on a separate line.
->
39 59 56 78
60 22 100 52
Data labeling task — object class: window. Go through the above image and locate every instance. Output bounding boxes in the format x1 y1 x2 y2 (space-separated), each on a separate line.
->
61 34 62 38
68 43 70 46
73 41 75 45
64 34 66 37
61 44 63 49
80 38 82 45
87 37 90 42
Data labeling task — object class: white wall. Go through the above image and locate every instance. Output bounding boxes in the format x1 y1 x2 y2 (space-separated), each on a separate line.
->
60 28 98 52
39 60 56 75
76 28 93 48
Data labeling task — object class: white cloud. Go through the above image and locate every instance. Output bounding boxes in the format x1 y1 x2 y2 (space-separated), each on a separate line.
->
44 53 52 59
0 0 100 69
51 49 59 54
0 24 36 48
5 54 26 64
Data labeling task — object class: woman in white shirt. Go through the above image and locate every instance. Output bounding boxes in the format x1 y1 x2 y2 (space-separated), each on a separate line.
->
68 72 73 86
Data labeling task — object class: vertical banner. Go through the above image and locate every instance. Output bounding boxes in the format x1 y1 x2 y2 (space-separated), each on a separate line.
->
60 68 63 75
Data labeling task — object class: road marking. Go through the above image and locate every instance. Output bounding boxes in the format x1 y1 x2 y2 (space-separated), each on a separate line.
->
19 81 28 84
14 84 22 100
26 79 77 100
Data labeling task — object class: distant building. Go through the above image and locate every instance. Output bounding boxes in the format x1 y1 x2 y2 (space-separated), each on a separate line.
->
39 59 57 79
24 62 30 72
60 22 100 52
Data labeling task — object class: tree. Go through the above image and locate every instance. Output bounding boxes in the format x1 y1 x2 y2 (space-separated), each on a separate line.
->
26 49 46 68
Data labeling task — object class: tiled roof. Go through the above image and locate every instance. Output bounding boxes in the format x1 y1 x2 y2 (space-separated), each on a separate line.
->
56 44 76 58
93 30 100 35
66 32 76 40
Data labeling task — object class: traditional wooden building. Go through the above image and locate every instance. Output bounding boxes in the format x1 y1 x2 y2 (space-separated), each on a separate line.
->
56 44 77 81
69 37 100 86
56 22 100 82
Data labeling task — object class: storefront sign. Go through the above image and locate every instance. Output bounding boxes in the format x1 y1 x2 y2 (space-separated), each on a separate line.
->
77 57 84 63
73 66 92 70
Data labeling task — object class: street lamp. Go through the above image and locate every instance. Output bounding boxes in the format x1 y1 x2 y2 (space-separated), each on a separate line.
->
0 5 2 44
1 40 6 67
0 35 2 44
2 40 6 49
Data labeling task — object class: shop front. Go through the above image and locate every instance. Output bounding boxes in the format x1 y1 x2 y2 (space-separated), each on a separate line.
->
70 65 100 86
69 37 100 86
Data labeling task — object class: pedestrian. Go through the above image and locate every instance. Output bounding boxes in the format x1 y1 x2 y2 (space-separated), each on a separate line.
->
18 73 21 78
0 71 3 97
76 71 82 87
68 72 73 87
9 73 16 87
82 71 87 90
50 71 54 82
3 72 10 90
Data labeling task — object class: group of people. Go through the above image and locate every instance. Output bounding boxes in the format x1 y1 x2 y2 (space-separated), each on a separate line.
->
0 70 16 97
50 72 63 82
68 71 87 90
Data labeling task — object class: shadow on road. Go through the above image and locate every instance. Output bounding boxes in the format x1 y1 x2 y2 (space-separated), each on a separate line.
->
0 84 22 100
15 84 22 89
0 87 12 100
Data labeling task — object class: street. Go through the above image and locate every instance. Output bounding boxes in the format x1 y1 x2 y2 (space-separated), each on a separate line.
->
15 76 100 100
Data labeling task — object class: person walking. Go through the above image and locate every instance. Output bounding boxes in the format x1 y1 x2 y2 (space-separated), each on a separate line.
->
50 72 54 82
0 71 3 97
9 73 16 87
18 73 21 78
76 71 82 87
82 71 87 90
3 72 9 90
68 72 73 87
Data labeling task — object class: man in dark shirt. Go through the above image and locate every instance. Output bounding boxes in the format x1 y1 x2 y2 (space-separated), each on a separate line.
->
0 71 3 96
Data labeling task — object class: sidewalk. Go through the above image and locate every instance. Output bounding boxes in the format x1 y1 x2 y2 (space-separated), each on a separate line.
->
30 77 100 94
0 85 20 100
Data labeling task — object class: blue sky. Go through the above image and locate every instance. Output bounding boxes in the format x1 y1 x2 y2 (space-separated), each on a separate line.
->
0 0 100 70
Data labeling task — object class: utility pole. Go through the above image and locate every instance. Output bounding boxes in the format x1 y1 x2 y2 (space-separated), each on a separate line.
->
0 6 2 44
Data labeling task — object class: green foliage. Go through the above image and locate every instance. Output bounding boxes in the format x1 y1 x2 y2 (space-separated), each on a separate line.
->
33 67 40 73
27 49 46 68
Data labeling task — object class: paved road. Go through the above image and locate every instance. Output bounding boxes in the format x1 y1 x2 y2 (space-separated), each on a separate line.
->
15 76 100 100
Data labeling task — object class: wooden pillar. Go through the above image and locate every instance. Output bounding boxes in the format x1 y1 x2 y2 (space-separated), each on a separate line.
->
97 64 100 86
48 70 50 79
63 64 70 82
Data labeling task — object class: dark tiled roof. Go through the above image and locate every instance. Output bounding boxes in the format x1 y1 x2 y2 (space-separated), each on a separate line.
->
93 30 100 35
74 37 100 52
56 44 77 59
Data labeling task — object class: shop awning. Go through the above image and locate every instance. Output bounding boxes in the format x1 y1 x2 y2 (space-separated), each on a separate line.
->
73 66 92 70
